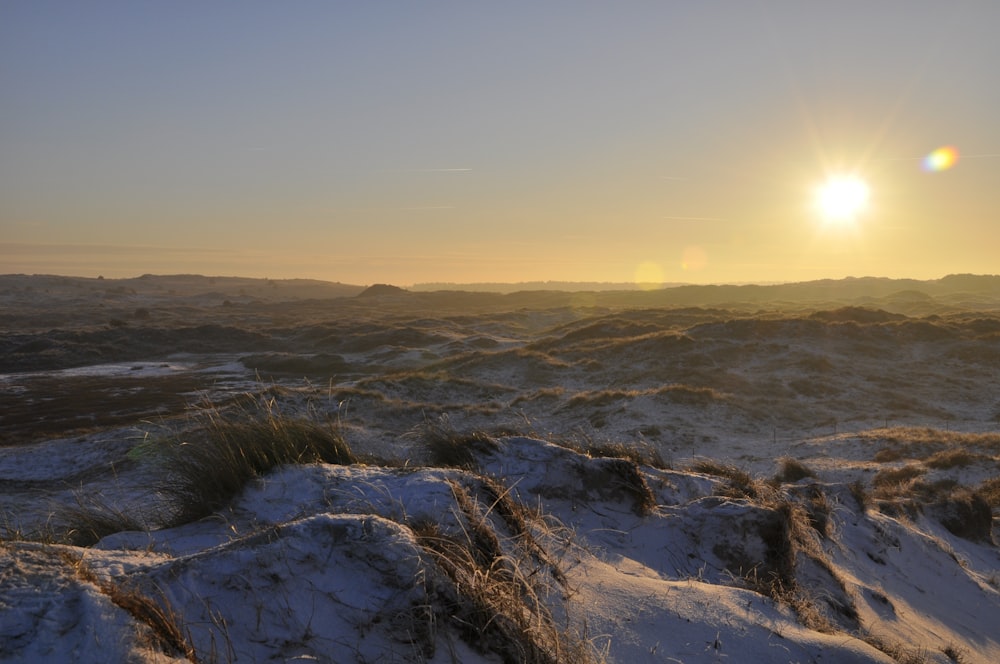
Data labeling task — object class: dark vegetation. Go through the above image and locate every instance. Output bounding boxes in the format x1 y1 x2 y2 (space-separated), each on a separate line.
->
155 395 356 525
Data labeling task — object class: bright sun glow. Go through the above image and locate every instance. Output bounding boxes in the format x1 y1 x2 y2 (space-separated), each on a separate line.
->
815 175 870 222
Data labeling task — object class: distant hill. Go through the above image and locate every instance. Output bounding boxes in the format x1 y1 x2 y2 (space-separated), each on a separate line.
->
410 280 689 293
356 283 409 298
2 273 998 313
0 273 366 303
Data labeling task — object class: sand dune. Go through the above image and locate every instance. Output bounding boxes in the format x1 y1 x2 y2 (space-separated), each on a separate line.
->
1 274 998 662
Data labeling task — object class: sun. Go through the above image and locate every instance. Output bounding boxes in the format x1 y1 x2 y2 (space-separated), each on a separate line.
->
814 175 870 222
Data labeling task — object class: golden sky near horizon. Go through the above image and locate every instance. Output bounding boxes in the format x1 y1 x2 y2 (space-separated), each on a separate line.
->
2 2 998 286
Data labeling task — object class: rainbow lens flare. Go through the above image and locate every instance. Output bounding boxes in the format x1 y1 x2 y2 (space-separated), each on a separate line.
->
923 146 959 172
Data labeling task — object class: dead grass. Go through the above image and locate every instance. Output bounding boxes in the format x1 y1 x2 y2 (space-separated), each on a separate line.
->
689 459 775 502
59 550 199 662
597 457 658 516
849 480 870 511
573 439 668 470
872 465 927 491
861 426 1000 454
736 499 841 633
976 476 1000 507
418 417 498 470
927 487 994 542
862 632 930 664
157 394 356 525
773 457 816 484
58 491 153 547
923 448 985 470
411 482 597 664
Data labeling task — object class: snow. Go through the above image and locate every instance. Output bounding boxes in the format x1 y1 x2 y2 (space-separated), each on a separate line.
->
4 434 998 662
3 276 1000 662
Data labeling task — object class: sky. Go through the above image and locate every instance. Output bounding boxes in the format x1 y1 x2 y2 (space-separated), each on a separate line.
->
2 1 998 286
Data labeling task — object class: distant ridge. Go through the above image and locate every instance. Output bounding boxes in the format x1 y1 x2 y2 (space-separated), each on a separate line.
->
356 283 409 298
410 280 689 293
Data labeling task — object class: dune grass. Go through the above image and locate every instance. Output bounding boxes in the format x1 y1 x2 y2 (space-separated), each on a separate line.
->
412 481 597 664
59 492 154 547
773 457 817 484
59 550 198 662
579 440 668 470
156 395 356 525
418 417 498 470
689 459 775 501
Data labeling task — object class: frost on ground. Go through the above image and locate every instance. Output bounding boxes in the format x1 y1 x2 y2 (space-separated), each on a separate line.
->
1 274 999 662
3 433 999 663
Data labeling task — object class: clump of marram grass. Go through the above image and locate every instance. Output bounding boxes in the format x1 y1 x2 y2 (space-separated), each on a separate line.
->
872 464 927 491
58 491 154 547
773 457 816 484
594 457 658 516
689 459 774 502
849 480 870 510
923 447 984 470
157 394 356 525
580 440 669 470
977 476 1000 507
411 483 597 664
862 632 931 664
733 498 848 634
59 550 198 662
418 417 498 469
926 486 994 542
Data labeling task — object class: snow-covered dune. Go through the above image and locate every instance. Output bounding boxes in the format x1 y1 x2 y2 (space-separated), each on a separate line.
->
2 274 998 662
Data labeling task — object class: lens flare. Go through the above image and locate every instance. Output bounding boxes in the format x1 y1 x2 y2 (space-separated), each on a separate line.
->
923 146 959 172
634 261 664 289
681 246 707 271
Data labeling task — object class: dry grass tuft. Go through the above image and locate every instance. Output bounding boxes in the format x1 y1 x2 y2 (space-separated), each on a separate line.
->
690 460 774 502
923 448 984 470
942 643 968 663
599 457 658 516
849 480 870 511
773 457 816 484
872 465 927 491
419 418 498 470
976 477 1000 508
927 487 994 542
157 394 356 525
58 492 152 547
581 440 668 470
59 550 199 662
412 513 595 663
862 633 931 664
735 499 841 633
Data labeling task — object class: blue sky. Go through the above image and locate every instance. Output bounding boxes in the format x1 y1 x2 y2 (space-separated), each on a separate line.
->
2 1 998 284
